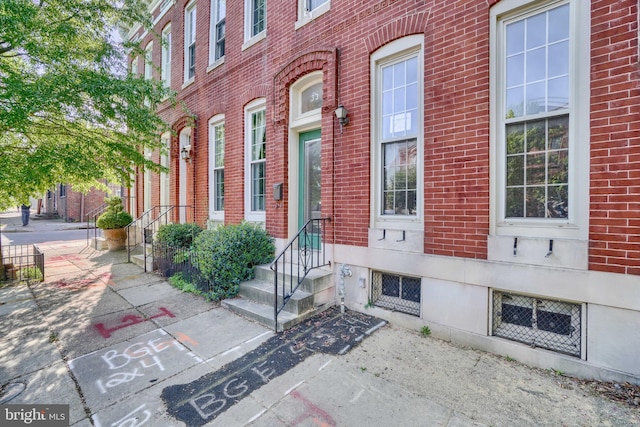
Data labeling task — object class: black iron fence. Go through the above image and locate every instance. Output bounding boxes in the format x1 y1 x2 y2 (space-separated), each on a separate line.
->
1 244 44 284
153 241 213 294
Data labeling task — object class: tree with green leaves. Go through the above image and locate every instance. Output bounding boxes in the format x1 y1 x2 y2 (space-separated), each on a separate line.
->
0 0 175 210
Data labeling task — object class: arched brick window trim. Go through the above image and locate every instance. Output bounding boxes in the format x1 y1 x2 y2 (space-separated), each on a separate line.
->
240 84 270 110
364 12 430 54
171 115 197 157
273 49 338 124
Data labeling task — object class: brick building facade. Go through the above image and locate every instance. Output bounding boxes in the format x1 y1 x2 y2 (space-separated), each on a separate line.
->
41 184 113 222
125 0 640 383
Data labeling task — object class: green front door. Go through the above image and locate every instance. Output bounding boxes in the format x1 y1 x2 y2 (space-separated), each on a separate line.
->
298 130 321 249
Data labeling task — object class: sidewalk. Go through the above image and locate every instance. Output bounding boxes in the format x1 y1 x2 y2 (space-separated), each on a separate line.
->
0 228 639 426
0 209 89 234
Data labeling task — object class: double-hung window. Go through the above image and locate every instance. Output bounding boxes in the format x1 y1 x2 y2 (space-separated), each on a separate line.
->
131 57 138 76
244 0 266 47
144 42 153 80
184 1 197 82
144 42 153 106
245 100 266 222
491 0 588 240
371 35 423 229
296 0 329 27
161 25 172 88
209 0 226 63
209 115 225 220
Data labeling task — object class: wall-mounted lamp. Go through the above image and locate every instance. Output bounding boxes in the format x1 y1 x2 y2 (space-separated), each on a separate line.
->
334 104 349 133
180 144 192 162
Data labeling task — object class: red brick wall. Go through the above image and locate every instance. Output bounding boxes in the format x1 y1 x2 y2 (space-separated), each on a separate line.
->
134 0 640 275
589 0 640 275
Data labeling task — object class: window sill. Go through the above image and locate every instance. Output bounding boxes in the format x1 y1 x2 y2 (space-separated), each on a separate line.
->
207 57 225 73
368 227 424 253
242 31 266 51
295 2 331 30
181 78 195 90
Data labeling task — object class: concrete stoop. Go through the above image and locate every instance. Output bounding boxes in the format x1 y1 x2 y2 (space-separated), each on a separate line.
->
222 263 335 331
130 244 153 271
91 237 108 250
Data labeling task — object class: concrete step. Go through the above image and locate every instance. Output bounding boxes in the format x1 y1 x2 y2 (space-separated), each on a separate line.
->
254 263 333 295
222 297 333 331
238 279 314 315
131 252 153 271
91 237 108 250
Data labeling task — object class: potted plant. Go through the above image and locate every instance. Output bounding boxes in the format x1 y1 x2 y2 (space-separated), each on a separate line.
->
96 197 133 251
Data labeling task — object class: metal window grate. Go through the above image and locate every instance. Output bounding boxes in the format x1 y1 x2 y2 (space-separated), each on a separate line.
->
492 291 581 357
371 271 420 316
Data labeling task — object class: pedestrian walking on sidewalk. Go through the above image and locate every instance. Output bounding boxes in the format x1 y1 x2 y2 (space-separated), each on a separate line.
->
21 204 30 226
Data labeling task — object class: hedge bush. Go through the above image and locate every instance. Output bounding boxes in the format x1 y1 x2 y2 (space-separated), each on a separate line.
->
156 223 203 248
192 222 275 300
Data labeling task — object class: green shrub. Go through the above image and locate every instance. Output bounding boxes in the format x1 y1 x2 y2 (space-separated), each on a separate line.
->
96 197 133 229
169 272 200 295
19 266 43 282
192 222 275 300
156 223 203 248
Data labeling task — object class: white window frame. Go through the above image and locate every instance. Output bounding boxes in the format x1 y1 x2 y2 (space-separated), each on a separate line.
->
209 114 225 221
144 41 153 80
295 0 330 29
208 0 226 68
244 99 267 223
143 148 152 213
184 1 197 85
242 0 266 50
131 57 139 76
370 35 424 231
161 24 172 89
160 132 171 207
289 71 323 128
179 127 191 223
489 0 589 240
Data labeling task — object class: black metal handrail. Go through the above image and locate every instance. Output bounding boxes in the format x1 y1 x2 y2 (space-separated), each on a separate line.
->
270 217 331 332
126 205 194 271
85 202 108 249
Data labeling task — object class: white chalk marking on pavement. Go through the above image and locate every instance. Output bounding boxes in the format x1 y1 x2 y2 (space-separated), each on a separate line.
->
187 352 203 363
246 409 267 425
222 346 241 356
283 381 305 396
338 345 351 355
246 331 272 343
355 334 365 342
111 404 149 426
365 321 387 336
319 359 333 371
350 389 364 403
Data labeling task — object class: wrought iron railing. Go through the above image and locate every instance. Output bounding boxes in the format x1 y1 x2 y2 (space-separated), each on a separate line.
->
154 241 213 294
270 217 331 332
1 244 44 284
85 202 108 249
126 205 194 271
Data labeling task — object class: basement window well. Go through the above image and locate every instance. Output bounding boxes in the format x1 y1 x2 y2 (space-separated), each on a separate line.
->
371 271 421 316
492 291 582 357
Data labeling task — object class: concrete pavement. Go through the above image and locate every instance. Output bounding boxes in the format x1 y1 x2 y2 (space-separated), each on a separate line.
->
0 211 639 426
